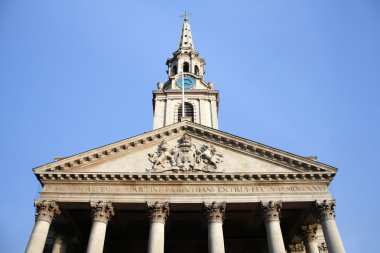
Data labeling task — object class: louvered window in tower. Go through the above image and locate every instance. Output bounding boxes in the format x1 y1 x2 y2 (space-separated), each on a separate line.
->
183 62 189 72
194 65 199 75
172 65 177 75
178 102 194 122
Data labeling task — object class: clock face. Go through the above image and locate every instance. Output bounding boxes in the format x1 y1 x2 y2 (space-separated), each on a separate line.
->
176 76 195 89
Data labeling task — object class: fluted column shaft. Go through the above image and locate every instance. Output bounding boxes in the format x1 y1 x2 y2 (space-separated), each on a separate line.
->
147 202 169 253
314 200 345 253
204 202 226 253
26 200 61 253
86 201 115 253
260 201 286 253
301 224 319 253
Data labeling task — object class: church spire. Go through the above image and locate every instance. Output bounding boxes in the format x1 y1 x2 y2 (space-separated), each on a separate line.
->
153 15 219 130
179 12 194 51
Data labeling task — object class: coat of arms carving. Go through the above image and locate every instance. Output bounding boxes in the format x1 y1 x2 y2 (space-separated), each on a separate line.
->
147 135 223 173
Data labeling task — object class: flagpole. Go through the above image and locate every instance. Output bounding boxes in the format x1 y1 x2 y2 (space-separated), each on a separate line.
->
181 71 185 118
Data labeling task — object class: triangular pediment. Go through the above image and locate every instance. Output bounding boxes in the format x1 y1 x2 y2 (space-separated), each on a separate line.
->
34 122 337 177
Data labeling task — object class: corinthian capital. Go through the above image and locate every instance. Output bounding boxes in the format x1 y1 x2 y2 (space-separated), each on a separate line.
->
35 200 61 223
203 201 226 223
147 201 170 223
300 224 319 243
288 243 305 253
260 201 282 222
90 201 115 224
314 200 336 221
318 242 328 252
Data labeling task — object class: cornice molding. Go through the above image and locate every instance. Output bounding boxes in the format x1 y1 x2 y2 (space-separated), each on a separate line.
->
36 172 335 183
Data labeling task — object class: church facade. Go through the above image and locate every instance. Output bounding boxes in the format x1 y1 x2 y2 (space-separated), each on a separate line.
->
26 16 346 253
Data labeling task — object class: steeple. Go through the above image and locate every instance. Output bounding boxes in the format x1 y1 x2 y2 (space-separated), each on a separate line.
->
166 14 205 78
178 12 194 51
153 15 219 130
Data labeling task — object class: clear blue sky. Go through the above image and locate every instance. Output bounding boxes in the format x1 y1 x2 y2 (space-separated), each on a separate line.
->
1 0 379 252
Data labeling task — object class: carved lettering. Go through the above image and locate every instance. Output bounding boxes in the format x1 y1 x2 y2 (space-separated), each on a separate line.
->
43 184 328 194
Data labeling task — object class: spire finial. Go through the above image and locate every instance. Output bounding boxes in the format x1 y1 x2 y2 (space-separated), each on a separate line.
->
178 12 194 50
181 11 190 21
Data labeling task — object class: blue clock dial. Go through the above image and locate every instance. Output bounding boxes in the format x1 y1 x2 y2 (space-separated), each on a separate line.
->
176 76 195 89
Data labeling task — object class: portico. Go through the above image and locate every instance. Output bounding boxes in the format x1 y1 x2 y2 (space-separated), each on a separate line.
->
26 194 344 253
28 121 345 253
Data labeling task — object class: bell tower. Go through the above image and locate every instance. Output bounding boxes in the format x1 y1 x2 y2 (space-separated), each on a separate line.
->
153 14 219 130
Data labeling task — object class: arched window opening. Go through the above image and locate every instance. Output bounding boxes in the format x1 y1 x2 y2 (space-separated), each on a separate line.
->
194 65 199 75
172 65 177 75
183 62 190 72
178 102 194 122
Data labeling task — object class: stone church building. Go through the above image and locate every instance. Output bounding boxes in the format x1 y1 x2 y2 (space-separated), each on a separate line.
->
26 16 346 253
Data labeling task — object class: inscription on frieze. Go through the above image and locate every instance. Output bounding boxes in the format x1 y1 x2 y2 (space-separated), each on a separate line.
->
43 184 328 194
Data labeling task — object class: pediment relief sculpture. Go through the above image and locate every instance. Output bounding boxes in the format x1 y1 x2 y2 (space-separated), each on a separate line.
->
147 135 223 173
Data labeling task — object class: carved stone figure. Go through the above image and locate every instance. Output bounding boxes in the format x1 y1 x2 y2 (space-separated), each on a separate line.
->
147 135 224 173
148 140 176 171
196 143 223 171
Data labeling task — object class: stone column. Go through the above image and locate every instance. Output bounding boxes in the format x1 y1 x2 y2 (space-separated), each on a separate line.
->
314 200 346 253
300 224 319 253
147 201 170 253
260 201 286 253
86 201 115 253
52 233 67 253
26 200 61 253
204 201 226 253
